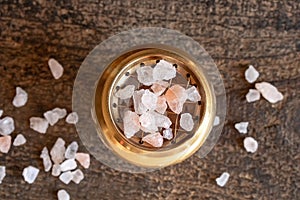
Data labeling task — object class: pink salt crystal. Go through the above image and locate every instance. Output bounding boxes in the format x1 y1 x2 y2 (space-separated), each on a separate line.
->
141 89 157 111
163 128 173 140
0 136 11 153
150 111 172 129
151 81 169 96
12 87 28 107
139 111 158 133
50 138 66 164
186 86 201 102
153 60 176 81
133 89 148 115
255 82 283 104
136 66 155 86
155 96 168 114
165 85 188 114
142 132 164 148
115 85 135 100
48 58 64 79
75 153 90 169
123 111 140 138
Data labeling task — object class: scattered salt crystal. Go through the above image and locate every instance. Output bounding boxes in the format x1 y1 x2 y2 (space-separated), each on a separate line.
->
216 172 230 187
142 132 164 148
65 141 78 159
123 111 140 138
115 85 135 99
153 60 176 81
29 117 49 134
234 122 249 134
71 169 84 184
141 89 157 111
133 89 148 115
139 111 158 133
12 87 28 107
151 81 169 96
244 137 258 153
13 134 26 146
0 166 6 184
60 159 77 172
213 116 220 126
59 171 73 184
0 116 15 136
255 82 283 103
57 189 70 200
136 66 155 86
245 65 259 83
150 111 172 129
75 153 90 169
155 96 168 114
40 147 52 172
22 166 39 184
180 113 194 131
163 128 173 140
0 110 3 117
50 138 66 164
44 108 67 126
66 112 79 125
246 89 261 103
165 85 187 114
186 86 201 102
52 108 67 119
48 58 64 79
0 136 11 153
52 164 61 177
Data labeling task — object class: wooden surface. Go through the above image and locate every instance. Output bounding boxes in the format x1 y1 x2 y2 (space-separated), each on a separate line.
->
0 0 299 199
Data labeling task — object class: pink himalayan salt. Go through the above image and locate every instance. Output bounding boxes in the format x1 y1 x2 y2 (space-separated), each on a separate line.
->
142 132 164 148
0 136 11 153
165 85 187 114
133 89 148 115
139 111 158 133
151 81 169 96
155 96 168 114
48 58 64 79
75 153 90 169
123 111 140 138
141 89 157 111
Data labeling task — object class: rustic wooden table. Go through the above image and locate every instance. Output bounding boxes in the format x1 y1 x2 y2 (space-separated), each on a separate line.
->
0 0 299 199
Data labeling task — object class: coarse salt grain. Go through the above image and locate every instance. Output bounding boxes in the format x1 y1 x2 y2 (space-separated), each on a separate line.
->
75 153 90 169
142 132 164 148
22 166 39 184
244 137 258 153
59 171 73 185
180 113 194 132
123 111 140 138
40 147 52 172
0 116 15 136
115 85 135 99
29 117 49 134
48 58 64 79
255 82 283 104
246 89 261 103
234 122 249 134
50 138 66 164
245 65 259 83
60 159 77 172
71 169 84 184
65 141 78 159
0 136 11 153
66 112 79 125
57 189 70 200
12 87 28 107
216 172 230 187
0 166 6 184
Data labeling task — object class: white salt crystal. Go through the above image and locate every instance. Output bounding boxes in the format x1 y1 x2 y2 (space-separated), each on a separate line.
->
29 117 49 134
0 136 11 153
0 166 6 184
57 189 70 200
71 169 84 184
245 65 259 83
142 132 163 148
139 111 158 133
151 81 169 96
186 86 201 102
59 171 73 184
13 134 26 146
155 96 167 114
141 89 157 111
216 172 230 187
133 89 148 115
244 137 258 153
163 128 173 140
136 66 155 86
213 116 220 126
52 164 61 177
255 82 283 103
123 111 140 138
50 138 66 164
52 108 67 119
12 87 28 107
75 153 90 169
65 141 78 159
48 58 64 79
115 85 135 99
165 85 188 114
22 166 39 184
66 112 79 125
153 60 176 81
180 113 194 131
246 89 261 103
234 122 249 134
44 108 67 126
150 111 172 129
60 159 77 172
0 110 3 117
40 147 52 172
0 116 15 136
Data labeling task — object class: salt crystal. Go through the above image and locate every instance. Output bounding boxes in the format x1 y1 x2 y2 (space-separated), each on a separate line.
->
180 113 194 131
48 58 64 79
60 159 77 172
44 108 67 126
133 89 148 115
142 132 163 147
52 108 67 119
213 116 220 126
245 65 259 83
123 111 140 138
52 164 61 177
40 147 52 172
141 89 157 111
13 134 26 146
165 85 187 114
29 117 49 134
22 166 39 184
155 96 167 114
216 172 230 187
50 138 66 164
0 166 5 184
151 81 169 96
163 128 173 140
59 171 73 184
246 89 261 103
255 82 283 104
115 85 135 99
75 153 90 169
57 189 70 200
234 122 249 134
186 86 201 102
66 112 79 125
0 110 3 117
0 136 11 153
150 111 172 129
136 66 155 86
153 60 176 81
139 111 158 133
0 116 15 136
12 87 28 107
71 169 84 184
65 141 78 159
244 137 258 153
